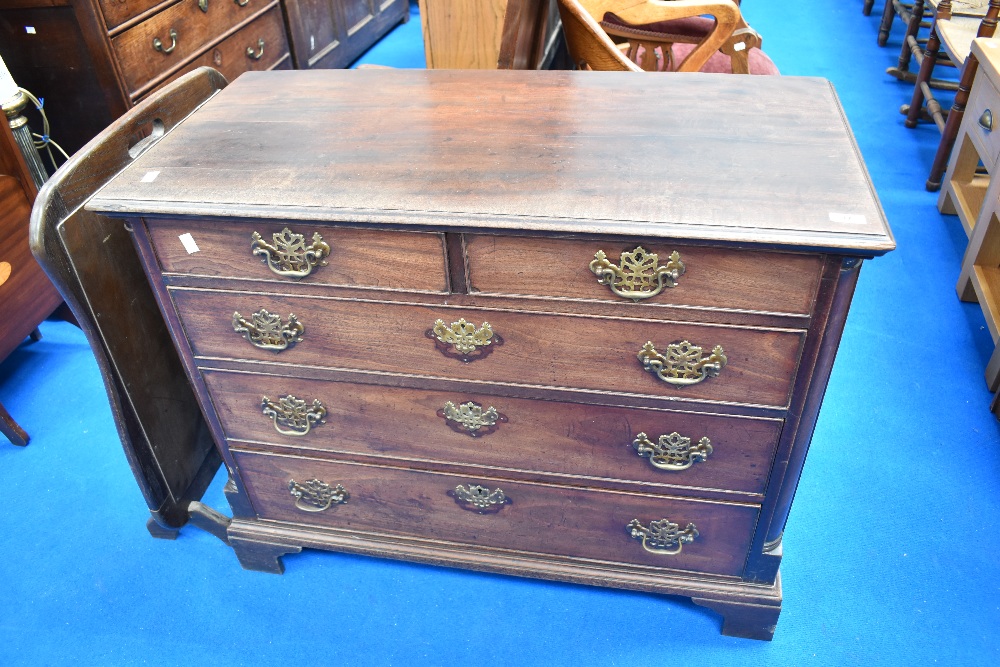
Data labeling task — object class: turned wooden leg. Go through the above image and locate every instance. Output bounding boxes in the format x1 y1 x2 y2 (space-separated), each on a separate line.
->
28 327 42 342
878 0 897 46
230 537 302 574
864 0 876 16
0 400 28 447
895 0 924 72
906 21 941 128
928 54 981 191
691 597 782 641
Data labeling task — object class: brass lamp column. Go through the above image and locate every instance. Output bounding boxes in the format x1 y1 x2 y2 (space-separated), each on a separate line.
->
2 91 48 189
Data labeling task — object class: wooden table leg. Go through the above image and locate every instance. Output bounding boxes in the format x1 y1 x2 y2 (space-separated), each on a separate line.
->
0 400 28 446
928 53 981 190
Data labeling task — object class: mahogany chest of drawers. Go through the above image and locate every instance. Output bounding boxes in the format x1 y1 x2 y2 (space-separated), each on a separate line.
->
85 69 894 640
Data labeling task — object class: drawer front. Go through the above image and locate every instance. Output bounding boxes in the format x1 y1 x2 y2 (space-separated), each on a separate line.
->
99 0 169 32
136 5 292 102
464 235 824 316
966 77 1000 167
146 218 449 292
173 289 805 408
203 369 782 496
112 0 275 96
233 449 759 577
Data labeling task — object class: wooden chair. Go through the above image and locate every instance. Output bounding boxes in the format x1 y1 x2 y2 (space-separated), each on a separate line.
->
904 0 1000 190
30 67 230 543
554 0 778 74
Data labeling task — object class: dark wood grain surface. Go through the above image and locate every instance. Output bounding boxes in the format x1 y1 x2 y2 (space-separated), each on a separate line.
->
232 448 760 576
169 287 805 408
90 70 894 255
202 368 783 497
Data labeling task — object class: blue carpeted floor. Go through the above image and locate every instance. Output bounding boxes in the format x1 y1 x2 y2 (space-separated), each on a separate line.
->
2 1 999 664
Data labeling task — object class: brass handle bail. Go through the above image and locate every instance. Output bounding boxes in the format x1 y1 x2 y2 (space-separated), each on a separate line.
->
153 28 178 54
627 518 698 555
589 245 685 301
289 478 348 512
637 340 727 387
246 38 265 60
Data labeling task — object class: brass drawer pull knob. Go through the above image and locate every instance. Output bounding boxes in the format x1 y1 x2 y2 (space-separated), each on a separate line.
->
232 309 304 351
633 432 712 471
980 109 993 132
251 227 331 278
439 400 506 436
453 484 508 512
198 0 208 11
589 246 685 301
637 340 727 386
246 38 265 60
152 28 178 54
627 518 699 555
288 478 348 512
261 394 327 436
236 0 250 5
430 318 498 361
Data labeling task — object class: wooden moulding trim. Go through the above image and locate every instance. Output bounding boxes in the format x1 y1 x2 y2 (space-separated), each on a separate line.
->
124 1 281 101
227 518 783 606
88 205 896 257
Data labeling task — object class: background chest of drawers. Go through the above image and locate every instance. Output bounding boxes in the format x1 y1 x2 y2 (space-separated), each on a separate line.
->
80 69 894 641
0 0 407 157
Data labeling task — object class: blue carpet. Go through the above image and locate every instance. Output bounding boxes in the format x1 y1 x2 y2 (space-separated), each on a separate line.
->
3 1 999 664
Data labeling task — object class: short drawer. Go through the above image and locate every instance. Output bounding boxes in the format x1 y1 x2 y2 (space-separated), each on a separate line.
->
135 5 292 103
966 75 1000 168
145 218 449 293
464 235 824 317
112 0 277 97
172 289 805 408
203 369 783 497
232 449 760 577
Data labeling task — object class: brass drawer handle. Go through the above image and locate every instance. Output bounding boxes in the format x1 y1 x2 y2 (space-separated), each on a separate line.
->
439 400 506 436
980 109 993 132
589 246 685 301
199 0 208 11
236 0 250 5
453 484 508 512
246 38 265 61
430 318 499 361
152 28 178 54
251 227 331 278
633 432 712 471
289 478 348 512
232 309 304 351
261 394 327 436
637 340 727 386
627 518 699 555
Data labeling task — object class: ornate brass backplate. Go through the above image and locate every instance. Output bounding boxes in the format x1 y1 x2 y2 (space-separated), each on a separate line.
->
232 309 304 351
288 478 348 512
438 400 506 437
589 246 685 301
250 227 331 278
627 518 699 555
453 484 508 513
637 340 727 386
261 394 327 436
429 318 500 362
633 432 713 471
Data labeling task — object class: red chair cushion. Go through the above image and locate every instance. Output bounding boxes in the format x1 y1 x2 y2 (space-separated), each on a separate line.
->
600 14 780 75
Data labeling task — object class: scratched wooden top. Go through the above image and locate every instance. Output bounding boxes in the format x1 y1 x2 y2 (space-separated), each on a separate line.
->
89 69 894 255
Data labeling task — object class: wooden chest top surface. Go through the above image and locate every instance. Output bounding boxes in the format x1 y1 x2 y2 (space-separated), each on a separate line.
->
89 69 894 255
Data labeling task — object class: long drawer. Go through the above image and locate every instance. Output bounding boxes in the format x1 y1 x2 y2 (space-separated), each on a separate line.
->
464 234 825 317
203 369 783 496
171 288 805 407
145 218 449 293
232 448 760 577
